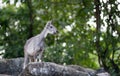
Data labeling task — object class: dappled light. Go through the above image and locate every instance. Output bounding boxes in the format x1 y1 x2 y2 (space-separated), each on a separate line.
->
0 0 120 76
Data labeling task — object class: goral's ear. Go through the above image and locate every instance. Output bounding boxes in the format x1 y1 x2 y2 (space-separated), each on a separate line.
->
48 20 52 24
46 20 52 26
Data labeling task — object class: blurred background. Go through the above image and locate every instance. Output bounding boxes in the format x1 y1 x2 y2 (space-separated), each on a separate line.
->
0 0 120 75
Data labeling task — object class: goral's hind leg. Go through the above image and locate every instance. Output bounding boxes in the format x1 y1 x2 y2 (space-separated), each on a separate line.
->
23 53 29 69
29 56 35 62
35 50 44 62
38 50 44 62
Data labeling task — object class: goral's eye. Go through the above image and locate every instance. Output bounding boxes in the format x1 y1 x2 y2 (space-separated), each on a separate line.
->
50 26 53 28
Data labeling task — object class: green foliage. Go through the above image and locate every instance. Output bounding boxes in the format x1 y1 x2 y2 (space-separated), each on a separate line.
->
97 0 120 75
0 0 120 75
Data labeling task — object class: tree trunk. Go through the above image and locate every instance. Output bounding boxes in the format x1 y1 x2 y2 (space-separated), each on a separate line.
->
26 0 34 38
94 0 101 66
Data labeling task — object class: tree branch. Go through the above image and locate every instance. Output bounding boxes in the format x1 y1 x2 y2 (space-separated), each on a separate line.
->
26 0 34 38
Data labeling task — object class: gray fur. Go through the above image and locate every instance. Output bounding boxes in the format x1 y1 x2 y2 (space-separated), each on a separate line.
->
23 21 57 69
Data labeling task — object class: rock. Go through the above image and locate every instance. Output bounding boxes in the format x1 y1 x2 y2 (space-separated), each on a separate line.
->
67 65 87 72
19 62 89 76
0 58 24 76
0 74 12 76
0 74 11 76
95 68 110 76
0 58 110 76
67 65 111 76
67 65 95 75
96 72 110 76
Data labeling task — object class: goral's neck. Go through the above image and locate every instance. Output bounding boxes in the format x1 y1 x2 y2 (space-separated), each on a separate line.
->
40 28 49 38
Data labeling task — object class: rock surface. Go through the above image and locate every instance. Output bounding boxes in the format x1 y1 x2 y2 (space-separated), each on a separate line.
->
0 58 110 76
0 58 23 76
19 62 89 76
